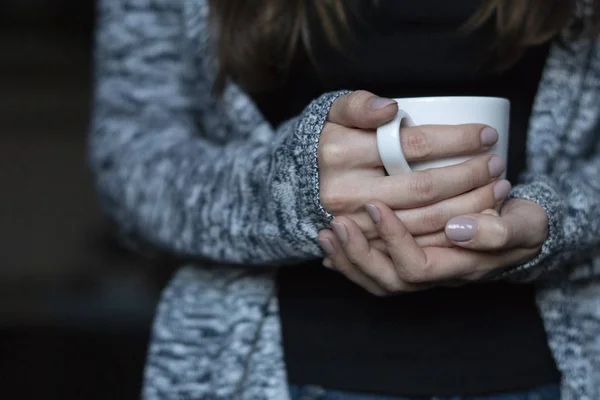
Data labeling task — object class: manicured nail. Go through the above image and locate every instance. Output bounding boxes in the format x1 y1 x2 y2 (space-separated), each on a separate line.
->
493 180 512 201
365 203 381 224
369 97 397 110
480 127 499 147
319 237 336 256
488 156 506 177
445 216 477 242
331 222 348 243
323 258 334 269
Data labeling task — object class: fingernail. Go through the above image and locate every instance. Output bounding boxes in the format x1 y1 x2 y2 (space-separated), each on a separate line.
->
493 180 512 201
369 97 397 110
488 156 506 177
331 222 348 243
480 127 499 147
365 203 380 224
323 258 334 269
319 237 336 256
445 216 477 242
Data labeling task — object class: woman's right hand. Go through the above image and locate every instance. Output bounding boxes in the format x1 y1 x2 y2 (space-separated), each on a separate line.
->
319 90 509 241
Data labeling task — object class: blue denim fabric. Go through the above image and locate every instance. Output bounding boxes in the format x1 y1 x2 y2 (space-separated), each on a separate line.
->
288 384 560 400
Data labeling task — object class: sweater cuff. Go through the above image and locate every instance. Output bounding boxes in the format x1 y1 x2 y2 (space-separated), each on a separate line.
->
499 175 567 281
296 90 351 229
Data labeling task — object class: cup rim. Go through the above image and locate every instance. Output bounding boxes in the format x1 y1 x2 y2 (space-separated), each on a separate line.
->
393 96 509 103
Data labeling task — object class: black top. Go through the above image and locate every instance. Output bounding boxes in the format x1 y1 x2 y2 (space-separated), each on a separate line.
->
249 1 560 397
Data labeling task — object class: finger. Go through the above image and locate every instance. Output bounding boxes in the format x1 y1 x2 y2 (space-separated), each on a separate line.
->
398 180 510 235
400 124 498 162
422 246 537 281
364 202 540 283
318 230 389 296
355 241 480 281
320 123 499 172
327 91 398 129
363 201 432 284
415 232 454 248
319 123 385 170
445 200 548 251
330 217 418 293
445 214 508 251
364 155 506 209
500 199 548 249
369 232 454 252
348 179 511 238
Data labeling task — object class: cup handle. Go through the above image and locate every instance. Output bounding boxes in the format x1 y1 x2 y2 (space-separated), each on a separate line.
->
376 109 416 175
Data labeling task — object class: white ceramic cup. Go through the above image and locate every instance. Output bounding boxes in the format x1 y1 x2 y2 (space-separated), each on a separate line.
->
376 97 510 175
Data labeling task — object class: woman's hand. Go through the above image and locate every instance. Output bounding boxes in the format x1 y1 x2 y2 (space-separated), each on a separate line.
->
318 199 548 296
319 90 509 239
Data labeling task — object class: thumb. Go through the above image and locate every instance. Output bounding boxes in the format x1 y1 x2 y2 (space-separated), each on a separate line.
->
444 213 510 251
444 201 548 251
327 90 398 129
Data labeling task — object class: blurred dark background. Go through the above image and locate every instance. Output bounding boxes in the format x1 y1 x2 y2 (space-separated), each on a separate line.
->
0 2 174 398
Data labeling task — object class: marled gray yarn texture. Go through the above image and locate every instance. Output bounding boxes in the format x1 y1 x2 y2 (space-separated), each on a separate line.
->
90 1 600 399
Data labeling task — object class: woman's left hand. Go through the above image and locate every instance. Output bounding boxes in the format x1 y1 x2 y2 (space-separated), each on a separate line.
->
319 198 548 295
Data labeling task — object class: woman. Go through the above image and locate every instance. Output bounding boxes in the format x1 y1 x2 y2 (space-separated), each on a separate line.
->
91 0 600 399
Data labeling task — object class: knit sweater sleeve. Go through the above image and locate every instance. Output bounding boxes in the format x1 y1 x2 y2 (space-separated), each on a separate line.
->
500 155 600 282
89 0 344 264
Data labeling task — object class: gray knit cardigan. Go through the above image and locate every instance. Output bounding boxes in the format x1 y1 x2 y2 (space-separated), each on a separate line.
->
90 1 600 399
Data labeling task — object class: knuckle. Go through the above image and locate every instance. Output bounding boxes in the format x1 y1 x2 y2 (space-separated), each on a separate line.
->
347 91 367 112
459 125 480 149
319 142 346 167
467 166 479 189
401 129 432 160
321 121 334 133
320 185 346 214
421 207 448 231
320 122 344 140
409 171 436 202
466 160 487 187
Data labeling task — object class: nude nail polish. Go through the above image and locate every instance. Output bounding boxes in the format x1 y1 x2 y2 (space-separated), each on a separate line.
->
369 97 397 110
365 203 381 223
488 156 506 177
331 222 348 243
319 237 336 256
445 216 477 242
481 127 499 147
493 180 512 201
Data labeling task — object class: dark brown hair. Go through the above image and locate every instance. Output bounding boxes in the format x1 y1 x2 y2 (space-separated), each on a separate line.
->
210 0 597 93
